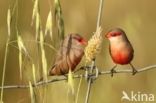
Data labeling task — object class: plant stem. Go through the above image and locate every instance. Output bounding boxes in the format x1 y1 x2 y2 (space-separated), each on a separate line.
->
85 0 104 103
0 64 156 89
85 60 95 103
0 38 10 102
96 0 104 30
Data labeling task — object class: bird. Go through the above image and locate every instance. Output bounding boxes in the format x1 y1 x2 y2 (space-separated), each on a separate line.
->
105 28 137 76
49 33 87 75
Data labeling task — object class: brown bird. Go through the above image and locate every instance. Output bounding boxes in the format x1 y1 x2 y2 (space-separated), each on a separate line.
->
105 28 137 76
49 33 87 75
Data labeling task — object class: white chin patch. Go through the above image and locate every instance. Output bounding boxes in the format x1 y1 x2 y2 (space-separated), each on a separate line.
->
109 35 123 44
109 35 123 43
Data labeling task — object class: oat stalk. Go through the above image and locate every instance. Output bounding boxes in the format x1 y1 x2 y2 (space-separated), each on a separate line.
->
54 0 64 40
45 10 53 39
40 30 48 82
29 81 35 103
0 8 12 102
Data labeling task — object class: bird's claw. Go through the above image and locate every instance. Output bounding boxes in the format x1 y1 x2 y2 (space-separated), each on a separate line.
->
132 68 137 75
130 63 137 75
111 68 116 77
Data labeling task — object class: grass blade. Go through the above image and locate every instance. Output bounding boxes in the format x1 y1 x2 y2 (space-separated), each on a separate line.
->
40 30 48 81
68 69 74 95
54 0 64 40
17 31 27 79
0 8 11 102
45 10 53 40
29 81 35 103
32 64 37 84
7 8 11 37
31 0 39 25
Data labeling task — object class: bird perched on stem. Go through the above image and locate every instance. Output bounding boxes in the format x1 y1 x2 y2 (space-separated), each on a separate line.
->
105 28 137 76
49 33 87 75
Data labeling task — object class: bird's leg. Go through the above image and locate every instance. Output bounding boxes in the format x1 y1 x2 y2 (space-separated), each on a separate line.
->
110 65 117 77
129 63 137 75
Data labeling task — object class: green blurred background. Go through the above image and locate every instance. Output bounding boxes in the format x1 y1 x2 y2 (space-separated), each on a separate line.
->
0 0 156 103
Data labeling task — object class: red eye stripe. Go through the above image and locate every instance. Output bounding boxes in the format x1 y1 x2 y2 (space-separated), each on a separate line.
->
76 37 87 45
73 37 81 42
110 31 122 37
78 38 83 42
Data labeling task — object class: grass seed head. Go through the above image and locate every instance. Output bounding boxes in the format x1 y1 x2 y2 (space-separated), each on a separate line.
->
85 27 103 62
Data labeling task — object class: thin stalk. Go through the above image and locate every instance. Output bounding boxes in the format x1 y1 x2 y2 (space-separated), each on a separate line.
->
0 64 156 89
85 0 104 103
75 75 83 103
0 38 10 102
96 0 104 30
85 60 95 103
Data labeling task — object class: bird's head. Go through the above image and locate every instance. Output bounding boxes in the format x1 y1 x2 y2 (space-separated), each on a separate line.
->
71 33 88 46
105 28 127 43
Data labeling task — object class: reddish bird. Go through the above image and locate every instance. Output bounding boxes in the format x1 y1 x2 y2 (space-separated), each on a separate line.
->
49 33 87 75
105 28 137 76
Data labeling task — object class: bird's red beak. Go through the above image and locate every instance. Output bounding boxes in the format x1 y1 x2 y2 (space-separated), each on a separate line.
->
81 38 88 45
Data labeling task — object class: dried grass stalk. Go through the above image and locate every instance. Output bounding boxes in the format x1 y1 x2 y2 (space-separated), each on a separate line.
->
32 64 36 84
31 0 41 40
68 69 74 95
17 32 27 79
0 8 12 102
45 10 53 39
35 12 40 40
29 81 35 103
31 0 39 25
7 8 11 37
54 0 64 39
40 30 48 81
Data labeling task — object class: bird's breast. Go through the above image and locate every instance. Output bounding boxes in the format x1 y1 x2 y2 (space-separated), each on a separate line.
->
110 43 133 65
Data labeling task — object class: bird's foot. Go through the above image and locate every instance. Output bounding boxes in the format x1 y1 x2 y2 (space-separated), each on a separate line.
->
110 65 117 77
111 68 117 77
132 68 137 75
130 63 137 75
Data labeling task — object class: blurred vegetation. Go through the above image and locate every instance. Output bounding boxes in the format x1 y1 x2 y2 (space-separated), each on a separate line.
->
0 0 156 103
